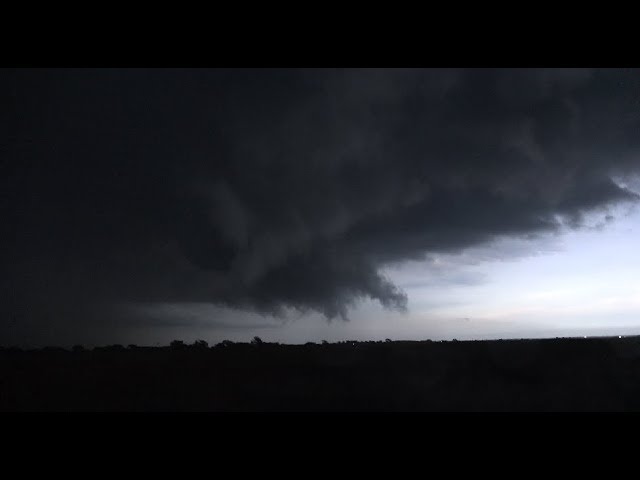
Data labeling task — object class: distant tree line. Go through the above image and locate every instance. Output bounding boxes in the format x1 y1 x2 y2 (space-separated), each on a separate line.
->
0 337 457 353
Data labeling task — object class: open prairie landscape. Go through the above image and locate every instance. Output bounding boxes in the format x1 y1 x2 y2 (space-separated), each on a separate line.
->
2 336 640 411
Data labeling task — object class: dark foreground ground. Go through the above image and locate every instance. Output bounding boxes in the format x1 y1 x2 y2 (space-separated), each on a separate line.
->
3 336 640 411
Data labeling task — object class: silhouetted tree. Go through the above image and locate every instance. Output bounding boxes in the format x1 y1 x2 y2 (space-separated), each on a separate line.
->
170 340 186 350
251 336 264 345
72 345 85 353
96 344 124 352
193 339 209 349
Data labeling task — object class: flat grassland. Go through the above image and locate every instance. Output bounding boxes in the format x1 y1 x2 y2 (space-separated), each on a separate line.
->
2 336 640 411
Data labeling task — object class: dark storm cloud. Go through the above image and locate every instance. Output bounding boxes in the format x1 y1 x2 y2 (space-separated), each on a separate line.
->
2 68 640 336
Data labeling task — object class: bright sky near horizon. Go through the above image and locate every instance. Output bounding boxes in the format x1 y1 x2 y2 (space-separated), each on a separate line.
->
6 69 640 348
117 197 640 347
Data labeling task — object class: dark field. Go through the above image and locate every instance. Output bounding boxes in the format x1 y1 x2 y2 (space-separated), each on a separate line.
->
3 336 640 411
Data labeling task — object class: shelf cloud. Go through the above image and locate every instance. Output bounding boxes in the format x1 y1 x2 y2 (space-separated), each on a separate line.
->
2 68 640 341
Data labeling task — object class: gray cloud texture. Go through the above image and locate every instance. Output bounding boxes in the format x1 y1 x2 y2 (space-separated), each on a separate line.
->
2 68 640 339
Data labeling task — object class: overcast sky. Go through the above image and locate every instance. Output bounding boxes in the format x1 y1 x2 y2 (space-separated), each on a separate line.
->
2 68 640 347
